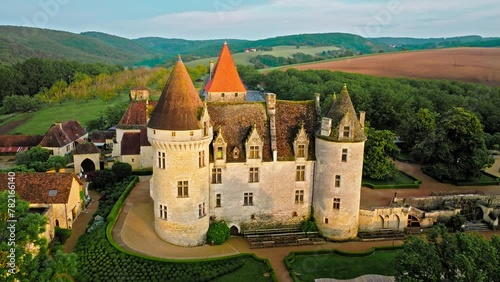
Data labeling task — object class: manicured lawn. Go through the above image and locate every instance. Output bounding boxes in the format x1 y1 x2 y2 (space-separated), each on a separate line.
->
362 170 421 189
289 250 397 281
9 93 129 135
213 257 274 282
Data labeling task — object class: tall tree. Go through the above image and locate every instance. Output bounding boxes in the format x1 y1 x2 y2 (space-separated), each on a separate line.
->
398 108 438 150
417 107 493 181
363 128 400 179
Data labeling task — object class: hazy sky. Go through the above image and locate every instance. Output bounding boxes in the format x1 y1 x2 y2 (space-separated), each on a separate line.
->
0 0 498 40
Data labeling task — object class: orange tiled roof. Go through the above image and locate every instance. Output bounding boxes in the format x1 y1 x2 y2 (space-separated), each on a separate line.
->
0 172 81 204
205 42 247 93
148 58 204 130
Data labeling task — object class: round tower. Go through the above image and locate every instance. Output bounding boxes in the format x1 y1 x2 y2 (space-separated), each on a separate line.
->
313 85 366 240
147 56 213 247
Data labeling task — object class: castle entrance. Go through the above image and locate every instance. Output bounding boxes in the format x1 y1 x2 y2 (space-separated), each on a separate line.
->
230 225 239 235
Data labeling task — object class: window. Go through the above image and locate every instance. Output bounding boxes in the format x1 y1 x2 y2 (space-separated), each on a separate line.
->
158 151 166 169
333 198 341 209
203 122 208 136
295 190 304 204
341 149 348 162
216 194 221 207
249 167 259 183
159 204 167 220
221 93 225 98
335 175 341 187
171 131 175 137
131 158 134 163
177 181 189 197
212 168 222 184
235 93 238 97
324 218 329 224
296 165 305 181
198 202 206 218
199 150 205 168
190 131 194 136
297 144 305 158
343 126 351 138
244 193 253 206
216 147 224 159
249 145 259 159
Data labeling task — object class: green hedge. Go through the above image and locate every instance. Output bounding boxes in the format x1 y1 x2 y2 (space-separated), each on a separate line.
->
362 170 422 189
422 168 500 186
131 168 153 175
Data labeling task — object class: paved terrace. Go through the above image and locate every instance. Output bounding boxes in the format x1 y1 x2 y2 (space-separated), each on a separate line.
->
112 159 500 282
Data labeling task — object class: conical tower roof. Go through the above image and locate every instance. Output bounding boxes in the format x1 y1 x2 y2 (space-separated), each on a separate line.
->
148 57 203 130
325 84 366 141
204 42 246 93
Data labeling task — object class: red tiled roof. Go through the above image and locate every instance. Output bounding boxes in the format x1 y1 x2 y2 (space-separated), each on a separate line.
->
0 173 81 204
74 142 100 154
207 102 272 162
205 42 246 93
275 100 318 160
118 101 158 128
90 131 115 142
39 120 87 148
0 135 44 147
121 132 141 155
0 147 29 153
148 58 204 130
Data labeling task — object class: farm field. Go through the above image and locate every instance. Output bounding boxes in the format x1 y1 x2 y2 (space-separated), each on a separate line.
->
185 45 339 67
288 47 500 86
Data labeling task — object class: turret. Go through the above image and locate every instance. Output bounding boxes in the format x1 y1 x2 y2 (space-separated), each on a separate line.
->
147 56 213 246
313 84 366 240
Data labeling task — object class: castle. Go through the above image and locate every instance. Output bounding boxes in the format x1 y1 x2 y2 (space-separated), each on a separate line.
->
146 43 367 246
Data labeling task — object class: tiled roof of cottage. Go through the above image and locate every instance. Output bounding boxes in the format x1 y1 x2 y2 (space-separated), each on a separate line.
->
0 173 81 204
207 102 271 162
118 100 158 128
39 120 87 148
275 100 318 160
90 131 115 142
131 85 150 91
324 84 366 142
205 42 247 93
0 135 43 147
74 142 99 154
148 57 204 130
121 132 141 155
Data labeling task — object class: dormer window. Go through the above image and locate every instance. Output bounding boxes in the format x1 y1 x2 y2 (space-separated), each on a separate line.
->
343 126 351 138
294 122 309 160
297 144 305 158
213 127 227 162
249 146 259 159
216 147 224 159
245 124 263 161
233 147 240 159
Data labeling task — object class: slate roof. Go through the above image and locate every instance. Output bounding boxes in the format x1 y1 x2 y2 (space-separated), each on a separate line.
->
74 142 100 155
118 100 158 128
324 85 366 142
121 132 141 155
39 120 87 148
148 57 204 131
205 42 247 93
0 173 81 204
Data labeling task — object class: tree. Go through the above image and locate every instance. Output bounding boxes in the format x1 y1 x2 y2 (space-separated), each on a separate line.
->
27 146 51 163
207 221 230 245
398 108 438 151
47 155 68 172
363 128 400 179
418 107 493 181
112 162 132 181
396 225 500 282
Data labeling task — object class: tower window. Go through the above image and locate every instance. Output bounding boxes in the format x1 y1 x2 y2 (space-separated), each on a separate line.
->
235 93 238 97
333 198 341 210
343 126 351 138
216 194 221 207
244 192 254 206
324 218 329 224
221 93 225 98
335 175 341 187
297 144 305 158
216 147 224 159
296 165 305 181
249 167 259 183
159 204 167 220
203 122 208 137
249 145 259 159
198 202 206 218
171 131 176 137
157 151 166 169
341 149 348 162
212 168 222 184
190 131 194 136
177 181 189 197
295 190 304 204
199 150 205 168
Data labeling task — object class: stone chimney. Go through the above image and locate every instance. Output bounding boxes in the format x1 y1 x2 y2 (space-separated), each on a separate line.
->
359 111 365 128
320 117 332 137
209 60 215 81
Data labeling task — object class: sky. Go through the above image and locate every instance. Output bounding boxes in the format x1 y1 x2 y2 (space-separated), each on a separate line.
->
0 0 499 40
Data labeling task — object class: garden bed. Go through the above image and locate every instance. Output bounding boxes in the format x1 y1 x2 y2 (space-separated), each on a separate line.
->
422 168 500 186
362 170 421 189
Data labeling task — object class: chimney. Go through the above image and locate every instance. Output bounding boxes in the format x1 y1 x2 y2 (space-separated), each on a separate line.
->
320 117 332 136
359 111 366 128
209 60 215 81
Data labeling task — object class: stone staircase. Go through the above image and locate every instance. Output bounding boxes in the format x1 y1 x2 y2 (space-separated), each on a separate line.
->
463 221 491 232
357 229 405 241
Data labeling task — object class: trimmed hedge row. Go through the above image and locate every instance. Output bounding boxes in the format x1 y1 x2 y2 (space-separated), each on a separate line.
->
422 168 500 186
362 170 422 189
131 168 153 176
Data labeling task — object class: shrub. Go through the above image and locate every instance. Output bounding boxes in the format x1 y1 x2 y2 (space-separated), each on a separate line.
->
446 214 466 232
91 170 115 191
112 162 132 181
207 221 230 245
301 219 318 232
55 227 72 244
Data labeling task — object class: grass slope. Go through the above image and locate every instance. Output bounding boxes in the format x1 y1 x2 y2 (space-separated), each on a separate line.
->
8 93 129 135
185 45 340 67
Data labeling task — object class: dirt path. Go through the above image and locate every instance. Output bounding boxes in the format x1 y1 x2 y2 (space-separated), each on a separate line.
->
63 188 100 253
0 115 32 134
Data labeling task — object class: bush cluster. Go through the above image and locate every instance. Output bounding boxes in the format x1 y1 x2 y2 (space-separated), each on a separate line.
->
207 221 230 245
